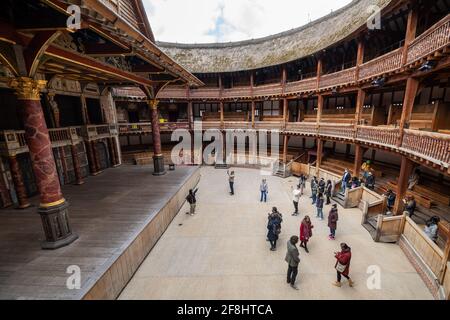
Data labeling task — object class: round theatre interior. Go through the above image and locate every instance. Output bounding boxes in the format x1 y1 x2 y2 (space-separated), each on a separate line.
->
0 0 449 300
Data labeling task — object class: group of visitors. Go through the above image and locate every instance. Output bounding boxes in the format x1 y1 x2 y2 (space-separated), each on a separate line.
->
309 176 333 216
186 169 353 291
284 175 347 290
285 236 353 290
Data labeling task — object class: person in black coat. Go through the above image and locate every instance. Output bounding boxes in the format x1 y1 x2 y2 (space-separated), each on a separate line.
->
365 172 375 190
325 180 332 205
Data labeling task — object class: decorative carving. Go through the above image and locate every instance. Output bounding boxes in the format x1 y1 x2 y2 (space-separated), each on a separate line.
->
97 56 132 73
9 77 47 101
53 33 86 54
46 93 60 127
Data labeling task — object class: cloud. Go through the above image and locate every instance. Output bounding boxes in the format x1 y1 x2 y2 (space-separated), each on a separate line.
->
143 0 352 43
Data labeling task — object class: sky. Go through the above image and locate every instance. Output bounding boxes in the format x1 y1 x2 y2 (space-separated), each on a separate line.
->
143 0 353 43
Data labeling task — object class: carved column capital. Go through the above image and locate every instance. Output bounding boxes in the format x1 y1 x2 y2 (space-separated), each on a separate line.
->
148 99 160 110
9 77 47 101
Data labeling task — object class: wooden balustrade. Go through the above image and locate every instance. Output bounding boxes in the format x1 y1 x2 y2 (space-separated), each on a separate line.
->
402 216 446 280
356 126 399 147
285 122 318 135
401 129 450 165
285 78 318 94
319 67 357 89
359 48 403 80
157 87 188 100
252 83 283 97
195 121 222 130
190 88 221 99
254 121 284 131
223 122 251 130
407 14 450 65
222 87 252 99
318 124 355 139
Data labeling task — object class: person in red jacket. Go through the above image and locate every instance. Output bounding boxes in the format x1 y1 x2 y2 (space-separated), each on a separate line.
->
299 216 313 253
333 243 354 287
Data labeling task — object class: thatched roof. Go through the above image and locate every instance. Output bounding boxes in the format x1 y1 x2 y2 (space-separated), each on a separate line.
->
157 0 393 73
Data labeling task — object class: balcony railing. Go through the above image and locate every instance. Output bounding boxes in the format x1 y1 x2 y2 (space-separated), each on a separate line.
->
356 126 400 148
407 14 450 65
318 124 355 140
190 88 221 99
223 122 252 130
222 87 252 99
358 48 403 80
401 129 450 166
285 122 318 135
253 83 283 97
285 77 317 94
254 121 284 131
0 126 90 155
319 67 357 89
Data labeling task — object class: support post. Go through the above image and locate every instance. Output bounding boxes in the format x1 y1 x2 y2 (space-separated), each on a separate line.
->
353 144 366 178
8 155 30 209
316 138 323 175
393 156 415 215
148 100 166 176
355 89 366 128
398 77 419 146
283 134 289 164
9 77 77 249
70 144 84 185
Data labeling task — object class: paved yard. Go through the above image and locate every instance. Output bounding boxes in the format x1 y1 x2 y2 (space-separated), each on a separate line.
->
119 166 433 300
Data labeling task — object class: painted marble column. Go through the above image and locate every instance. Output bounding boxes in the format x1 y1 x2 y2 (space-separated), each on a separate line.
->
9 77 77 249
148 100 166 176
93 141 103 173
84 141 99 175
0 166 13 208
70 144 84 185
112 137 121 167
8 155 30 209
108 138 117 167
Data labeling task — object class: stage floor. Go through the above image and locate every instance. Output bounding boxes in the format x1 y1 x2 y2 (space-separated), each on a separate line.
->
0 165 199 300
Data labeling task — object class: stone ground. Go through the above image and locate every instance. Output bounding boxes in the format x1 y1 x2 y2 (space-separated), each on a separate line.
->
119 166 433 300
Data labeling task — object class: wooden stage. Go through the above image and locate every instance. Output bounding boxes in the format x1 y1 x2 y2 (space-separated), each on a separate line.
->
0 165 200 300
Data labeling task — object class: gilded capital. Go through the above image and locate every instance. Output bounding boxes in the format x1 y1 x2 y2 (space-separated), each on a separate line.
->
148 99 159 110
9 77 47 101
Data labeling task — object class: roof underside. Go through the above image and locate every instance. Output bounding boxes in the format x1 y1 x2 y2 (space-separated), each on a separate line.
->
157 0 394 73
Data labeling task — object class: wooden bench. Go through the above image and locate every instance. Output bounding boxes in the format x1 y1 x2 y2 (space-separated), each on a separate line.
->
386 181 433 209
413 185 450 206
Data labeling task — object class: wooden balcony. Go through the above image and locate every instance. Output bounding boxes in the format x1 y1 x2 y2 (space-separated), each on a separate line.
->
222 87 252 99
118 122 189 134
223 122 252 130
356 126 400 148
285 122 318 135
285 77 317 94
319 67 357 89
189 88 221 100
254 121 284 131
156 86 187 100
358 48 403 81
0 126 83 156
406 14 450 65
252 83 283 97
81 124 118 141
318 123 355 140
194 121 222 130
400 129 450 168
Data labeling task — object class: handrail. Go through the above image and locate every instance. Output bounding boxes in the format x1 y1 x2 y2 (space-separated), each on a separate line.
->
156 16 450 100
